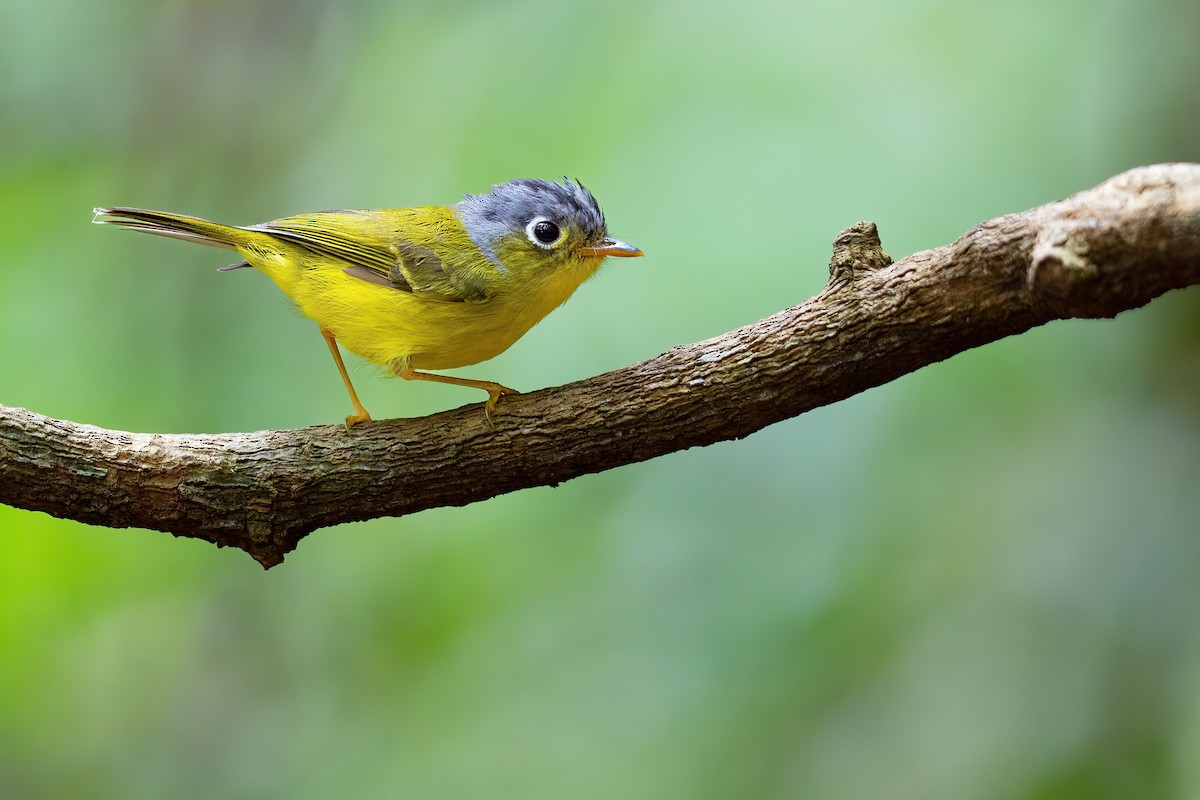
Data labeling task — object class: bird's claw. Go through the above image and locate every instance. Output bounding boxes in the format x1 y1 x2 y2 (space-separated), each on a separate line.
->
482 386 519 430
344 411 372 433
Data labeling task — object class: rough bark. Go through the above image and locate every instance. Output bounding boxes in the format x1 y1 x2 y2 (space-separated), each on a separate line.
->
3 164 1199 567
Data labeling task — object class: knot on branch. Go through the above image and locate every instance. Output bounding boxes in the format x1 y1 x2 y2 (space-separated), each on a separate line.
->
827 221 893 287
1027 223 1101 316
1025 164 1200 319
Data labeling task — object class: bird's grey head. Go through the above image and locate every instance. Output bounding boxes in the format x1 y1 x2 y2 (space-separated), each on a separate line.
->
456 178 609 266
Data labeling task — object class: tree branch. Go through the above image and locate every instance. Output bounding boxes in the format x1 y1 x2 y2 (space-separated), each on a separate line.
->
4 164 1199 567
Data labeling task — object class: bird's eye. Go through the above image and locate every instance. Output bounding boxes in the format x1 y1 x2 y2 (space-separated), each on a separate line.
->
526 218 564 249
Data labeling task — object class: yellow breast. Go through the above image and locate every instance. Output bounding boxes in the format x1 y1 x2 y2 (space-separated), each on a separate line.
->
249 244 601 372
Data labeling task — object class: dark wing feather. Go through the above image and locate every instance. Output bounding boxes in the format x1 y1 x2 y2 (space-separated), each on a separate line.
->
340 264 394 287
250 211 487 302
250 212 395 272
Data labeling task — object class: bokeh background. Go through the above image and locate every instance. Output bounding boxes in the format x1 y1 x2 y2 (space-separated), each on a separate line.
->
3 1 1200 797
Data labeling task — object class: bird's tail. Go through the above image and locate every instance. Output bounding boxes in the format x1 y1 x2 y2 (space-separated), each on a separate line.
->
92 207 254 252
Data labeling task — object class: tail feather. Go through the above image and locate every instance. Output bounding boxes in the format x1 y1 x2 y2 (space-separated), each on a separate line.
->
93 207 247 252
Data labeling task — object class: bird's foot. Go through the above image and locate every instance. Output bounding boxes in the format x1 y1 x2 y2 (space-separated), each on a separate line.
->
343 408 373 433
483 385 520 430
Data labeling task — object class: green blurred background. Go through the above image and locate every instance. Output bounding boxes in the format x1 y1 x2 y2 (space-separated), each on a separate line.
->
3 0 1200 797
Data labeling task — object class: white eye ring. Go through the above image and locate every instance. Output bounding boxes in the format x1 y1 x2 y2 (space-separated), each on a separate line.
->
526 217 565 249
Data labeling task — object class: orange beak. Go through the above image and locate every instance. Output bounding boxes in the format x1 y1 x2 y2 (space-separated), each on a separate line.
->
578 238 643 258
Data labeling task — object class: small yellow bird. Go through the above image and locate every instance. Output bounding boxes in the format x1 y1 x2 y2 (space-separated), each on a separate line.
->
94 179 642 428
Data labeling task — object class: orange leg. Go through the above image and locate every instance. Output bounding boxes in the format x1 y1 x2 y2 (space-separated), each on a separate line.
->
391 360 518 428
321 328 372 431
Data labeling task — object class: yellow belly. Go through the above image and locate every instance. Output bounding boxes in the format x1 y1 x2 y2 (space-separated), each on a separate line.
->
248 250 588 372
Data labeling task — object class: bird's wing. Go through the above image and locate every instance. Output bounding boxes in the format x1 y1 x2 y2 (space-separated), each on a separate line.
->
249 210 490 302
